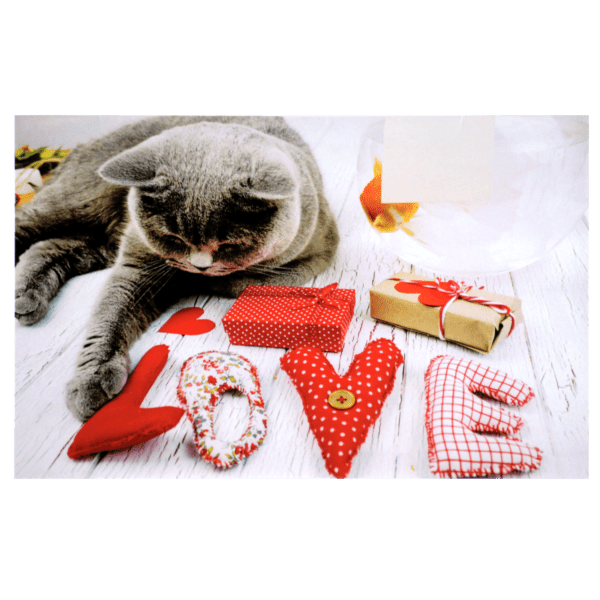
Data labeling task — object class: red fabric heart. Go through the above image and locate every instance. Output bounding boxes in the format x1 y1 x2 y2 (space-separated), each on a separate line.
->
393 280 454 307
67 345 184 459
280 339 404 478
159 307 216 335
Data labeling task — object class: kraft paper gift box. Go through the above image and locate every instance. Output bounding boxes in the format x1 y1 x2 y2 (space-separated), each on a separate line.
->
370 271 523 353
222 283 355 353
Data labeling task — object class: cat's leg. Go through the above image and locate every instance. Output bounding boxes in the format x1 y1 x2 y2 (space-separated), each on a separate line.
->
15 177 126 263
65 251 184 421
15 183 77 262
15 237 114 325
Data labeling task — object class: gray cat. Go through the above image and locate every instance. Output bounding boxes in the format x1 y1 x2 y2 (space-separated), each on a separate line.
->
15 116 339 421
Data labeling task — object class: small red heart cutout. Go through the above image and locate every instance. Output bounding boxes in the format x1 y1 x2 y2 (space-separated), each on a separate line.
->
159 307 216 335
68 345 185 459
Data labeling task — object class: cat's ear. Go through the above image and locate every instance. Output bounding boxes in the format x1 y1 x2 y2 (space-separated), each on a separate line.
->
241 147 299 201
98 145 161 187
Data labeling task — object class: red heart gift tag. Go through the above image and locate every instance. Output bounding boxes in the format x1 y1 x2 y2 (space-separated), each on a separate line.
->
280 338 404 478
159 307 216 335
393 280 455 307
67 345 184 459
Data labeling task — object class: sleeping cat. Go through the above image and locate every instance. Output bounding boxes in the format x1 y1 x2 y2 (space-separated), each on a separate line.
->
15 116 339 421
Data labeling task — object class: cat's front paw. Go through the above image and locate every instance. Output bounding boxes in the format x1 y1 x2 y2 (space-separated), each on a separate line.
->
15 286 49 325
65 355 131 421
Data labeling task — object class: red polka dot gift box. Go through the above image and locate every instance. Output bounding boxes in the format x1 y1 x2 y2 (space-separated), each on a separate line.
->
222 283 355 353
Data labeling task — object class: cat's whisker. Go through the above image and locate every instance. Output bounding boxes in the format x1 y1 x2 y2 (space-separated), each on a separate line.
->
246 268 284 277
141 262 175 288
129 263 176 310
129 276 173 312
122 259 168 280
246 269 282 277
134 268 177 310
140 260 172 276
138 258 171 274
126 268 168 305
255 262 297 270
246 264 297 275
131 270 175 310
246 269 296 278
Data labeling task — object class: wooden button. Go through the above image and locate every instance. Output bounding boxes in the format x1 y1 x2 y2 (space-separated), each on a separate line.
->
328 389 356 410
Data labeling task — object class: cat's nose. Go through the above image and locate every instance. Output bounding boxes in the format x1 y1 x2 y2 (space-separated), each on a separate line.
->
189 250 213 269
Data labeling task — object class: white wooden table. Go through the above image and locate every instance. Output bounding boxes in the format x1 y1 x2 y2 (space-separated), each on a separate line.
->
14 117 588 479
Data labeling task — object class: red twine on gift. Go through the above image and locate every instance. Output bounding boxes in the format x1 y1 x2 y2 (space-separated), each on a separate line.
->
390 277 516 341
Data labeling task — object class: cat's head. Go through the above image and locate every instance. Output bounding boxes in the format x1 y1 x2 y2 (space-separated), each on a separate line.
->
98 122 302 276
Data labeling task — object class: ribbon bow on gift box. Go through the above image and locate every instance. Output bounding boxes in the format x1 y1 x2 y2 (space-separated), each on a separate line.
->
242 282 344 310
390 277 516 341
291 283 342 311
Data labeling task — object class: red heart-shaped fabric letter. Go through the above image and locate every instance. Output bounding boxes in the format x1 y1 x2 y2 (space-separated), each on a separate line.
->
67 345 184 459
159 307 216 335
280 338 404 478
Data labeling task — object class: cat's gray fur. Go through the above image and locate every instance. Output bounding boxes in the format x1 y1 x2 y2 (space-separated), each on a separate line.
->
15 116 339 421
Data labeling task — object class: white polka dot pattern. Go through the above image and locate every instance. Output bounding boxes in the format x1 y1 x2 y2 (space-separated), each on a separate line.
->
425 355 542 478
280 339 404 478
222 284 355 352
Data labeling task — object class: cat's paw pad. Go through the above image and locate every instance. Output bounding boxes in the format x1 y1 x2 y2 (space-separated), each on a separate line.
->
15 287 49 325
66 356 130 422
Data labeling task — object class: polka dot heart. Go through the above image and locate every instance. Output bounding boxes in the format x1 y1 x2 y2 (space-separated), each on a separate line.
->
280 338 404 478
222 284 355 353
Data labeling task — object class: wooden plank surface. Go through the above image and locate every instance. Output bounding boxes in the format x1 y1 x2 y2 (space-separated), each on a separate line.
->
14 116 588 479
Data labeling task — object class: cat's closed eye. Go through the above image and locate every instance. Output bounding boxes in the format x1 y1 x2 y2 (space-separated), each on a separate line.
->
218 242 238 251
163 234 183 243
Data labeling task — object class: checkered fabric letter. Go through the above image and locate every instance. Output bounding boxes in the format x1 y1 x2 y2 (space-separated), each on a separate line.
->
425 355 542 477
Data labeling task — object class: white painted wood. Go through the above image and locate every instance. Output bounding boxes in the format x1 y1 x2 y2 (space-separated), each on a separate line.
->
14 116 588 479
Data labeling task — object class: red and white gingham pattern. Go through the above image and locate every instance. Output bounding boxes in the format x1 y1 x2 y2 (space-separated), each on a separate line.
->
425 355 542 478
